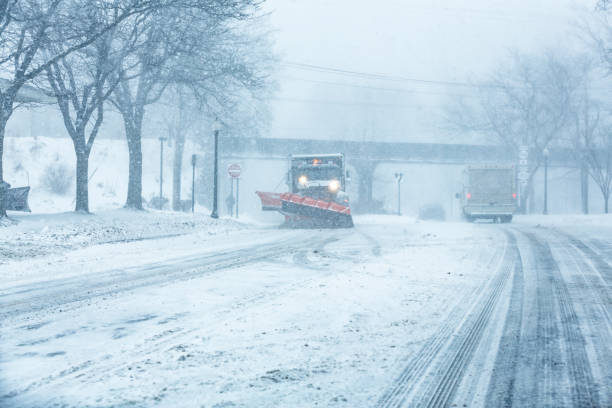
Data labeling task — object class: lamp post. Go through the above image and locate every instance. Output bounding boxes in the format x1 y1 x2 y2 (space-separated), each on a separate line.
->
211 118 221 219
394 172 403 216
158 137 167 209
543 147 549 215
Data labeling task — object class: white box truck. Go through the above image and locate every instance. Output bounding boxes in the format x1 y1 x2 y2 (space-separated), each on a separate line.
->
460 165 517 223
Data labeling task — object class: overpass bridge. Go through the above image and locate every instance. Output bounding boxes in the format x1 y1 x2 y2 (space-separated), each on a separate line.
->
0 78 55 104
217 136 575 212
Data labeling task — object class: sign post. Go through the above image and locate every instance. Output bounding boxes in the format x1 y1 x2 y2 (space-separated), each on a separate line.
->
227 164 242 218
236 177 240 219
394 172 403 216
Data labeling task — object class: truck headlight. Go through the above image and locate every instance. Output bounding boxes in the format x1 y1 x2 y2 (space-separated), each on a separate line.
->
298 175 308 185
328 180 340 192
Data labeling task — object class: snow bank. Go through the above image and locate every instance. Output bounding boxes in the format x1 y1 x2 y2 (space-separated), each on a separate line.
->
3 136 201 213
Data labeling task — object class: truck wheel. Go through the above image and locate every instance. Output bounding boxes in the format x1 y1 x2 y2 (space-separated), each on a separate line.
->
502 215 513 223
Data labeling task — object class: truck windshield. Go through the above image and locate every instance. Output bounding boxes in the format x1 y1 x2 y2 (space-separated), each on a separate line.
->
294 166 342 181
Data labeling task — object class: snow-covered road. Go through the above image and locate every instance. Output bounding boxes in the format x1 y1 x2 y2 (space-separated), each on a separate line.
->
1 216 611 407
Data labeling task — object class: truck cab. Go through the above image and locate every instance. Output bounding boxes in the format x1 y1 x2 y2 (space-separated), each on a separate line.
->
288 154 348 204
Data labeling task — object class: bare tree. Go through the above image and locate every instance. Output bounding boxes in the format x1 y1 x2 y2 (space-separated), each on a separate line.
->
583 123 612 212
563 59 600 214
571 76 612 213
445 51 576 213
111 0 268 210
574 90 599 214
157 85 200 211
0 0 158 217
44 6 139 213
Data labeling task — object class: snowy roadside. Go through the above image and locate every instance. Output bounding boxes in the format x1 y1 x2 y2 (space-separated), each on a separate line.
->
0 209 250 265
514 213 612 228
513 213 612 242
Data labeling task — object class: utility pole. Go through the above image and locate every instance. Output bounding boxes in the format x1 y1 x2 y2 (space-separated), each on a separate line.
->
211 119 221 219
158 137 167 209
394 172 403 216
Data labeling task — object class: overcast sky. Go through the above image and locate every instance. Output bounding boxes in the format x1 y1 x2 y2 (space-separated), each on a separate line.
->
263 0 597 143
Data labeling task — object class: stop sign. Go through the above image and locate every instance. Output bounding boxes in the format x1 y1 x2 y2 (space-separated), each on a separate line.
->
228 163 241 178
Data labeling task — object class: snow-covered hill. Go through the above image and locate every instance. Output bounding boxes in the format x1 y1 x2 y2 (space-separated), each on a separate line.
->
4 136 199 214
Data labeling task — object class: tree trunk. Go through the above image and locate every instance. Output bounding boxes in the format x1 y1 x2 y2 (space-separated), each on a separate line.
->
121 105 146 210
605 194 609 214
0 117 4 185
125 126 143 210
172 138 185 211
75 149 90 213
0 100 11 218
581 164 589 214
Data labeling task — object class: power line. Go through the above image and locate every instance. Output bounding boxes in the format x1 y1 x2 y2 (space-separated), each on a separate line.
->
278 75 478 98
400 5 569 22
269 96 430 108
281 61 493 89
281 61 612 94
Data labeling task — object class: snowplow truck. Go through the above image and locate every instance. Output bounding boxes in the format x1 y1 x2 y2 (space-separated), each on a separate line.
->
460 165 517 223
256 154 354 228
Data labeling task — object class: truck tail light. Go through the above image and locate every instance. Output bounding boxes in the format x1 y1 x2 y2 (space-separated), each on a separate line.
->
512 193 517 199
466 192 471 200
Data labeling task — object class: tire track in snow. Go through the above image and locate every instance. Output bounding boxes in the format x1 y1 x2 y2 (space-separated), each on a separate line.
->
291 235 340 268
553 235 612 407
483 231 524 407
356 229 382 257
557 233 612 328
413 231 517 408
522 231 600 408
546 231 612 407
0 235 322 320
376 229 513 408
586 238 612 264
563 233 612 285
0 233 354 405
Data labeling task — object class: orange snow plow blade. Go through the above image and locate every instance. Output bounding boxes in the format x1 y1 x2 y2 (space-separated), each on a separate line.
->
256 191 353 228
256 191 282 211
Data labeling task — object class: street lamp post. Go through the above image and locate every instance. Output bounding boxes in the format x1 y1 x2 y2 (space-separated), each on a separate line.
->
543 147 549 215
211 119 221 219
394 172 403 216
158 137 167 209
